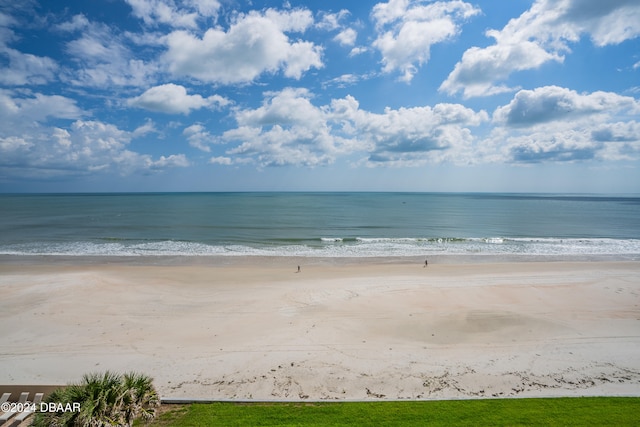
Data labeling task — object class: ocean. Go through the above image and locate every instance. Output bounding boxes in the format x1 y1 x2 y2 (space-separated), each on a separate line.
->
1 192 639 260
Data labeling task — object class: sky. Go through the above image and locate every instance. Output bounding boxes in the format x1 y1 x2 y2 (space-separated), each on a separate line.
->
1 0 639 193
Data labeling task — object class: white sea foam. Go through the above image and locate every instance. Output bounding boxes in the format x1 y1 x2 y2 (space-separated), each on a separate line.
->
2 237 640 259
482 237 504 244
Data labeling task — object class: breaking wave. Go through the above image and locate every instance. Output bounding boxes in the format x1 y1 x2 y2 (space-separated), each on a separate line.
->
2 237 639 258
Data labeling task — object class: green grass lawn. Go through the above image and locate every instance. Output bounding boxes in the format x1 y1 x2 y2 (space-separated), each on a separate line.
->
143 397 640 426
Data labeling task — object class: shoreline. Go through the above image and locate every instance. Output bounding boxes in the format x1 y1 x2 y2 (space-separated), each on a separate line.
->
1 252 638 267
1 258 639 400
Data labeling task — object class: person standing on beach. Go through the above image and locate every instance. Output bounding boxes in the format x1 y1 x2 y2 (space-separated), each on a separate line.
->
424 259 428 268
297 265 301 273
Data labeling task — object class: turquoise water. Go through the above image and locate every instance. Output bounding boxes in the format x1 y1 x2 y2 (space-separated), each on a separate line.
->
1 192 639 258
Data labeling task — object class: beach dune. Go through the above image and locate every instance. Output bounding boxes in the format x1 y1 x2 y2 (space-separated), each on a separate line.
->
1 259 639 400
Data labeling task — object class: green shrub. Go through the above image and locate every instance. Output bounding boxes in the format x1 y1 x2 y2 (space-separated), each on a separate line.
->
32 371 159 427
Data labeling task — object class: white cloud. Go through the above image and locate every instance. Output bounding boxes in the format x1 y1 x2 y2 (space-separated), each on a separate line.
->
132 119 159 138
318 10 356 46
0 48 58 86
61 121 188 175
150 154 190 168
209 156 232 165
337 98 488 166
0 120 124 175
188 0 221 17
592 121 640 143
561 0 640 46
505 130 600 163
334 28 357 46
222 89 356 167
163 8 322 84
218 86 639 169
124 0 220 28
0 11 18 29
225 124 339 167
235 88 324 128
0 90 83 127
441 0 640 98
317 10 350 31
60 15 158 88
0 16 58 86
218 88 487 167
440 41 560 98
128 83 229 114
323 73 370 89
183 123 219 152
495 126 639 164
371 0 480 82
52 127 71 147
0 118 188 179
484 87 640 164
0 89 83 173
349 46 368 57
56 14 90 32
493 86 638 127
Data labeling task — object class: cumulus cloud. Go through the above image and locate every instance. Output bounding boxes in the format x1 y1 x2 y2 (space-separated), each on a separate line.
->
46 121 188 173
441 0 640 98
0 90 83 127
225 125 339 167
440 41 560 98
485 87 640 164
371 0 480 82
163 8 323 84
128 83 229 114
235 88 324 128
220 86 640 166
223 89 339 167
337 98 488 165
562 0 640 46
493 86 639 127
334 28 357 46
592 121 640 143
507 130 599 163
217 88 487 167
0 117 188 179
3 0 638 186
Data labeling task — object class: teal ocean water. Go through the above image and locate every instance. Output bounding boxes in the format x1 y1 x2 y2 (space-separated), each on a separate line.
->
1 192 639 259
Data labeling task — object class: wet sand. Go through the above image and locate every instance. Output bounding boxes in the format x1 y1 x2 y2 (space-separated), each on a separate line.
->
1 258 639 400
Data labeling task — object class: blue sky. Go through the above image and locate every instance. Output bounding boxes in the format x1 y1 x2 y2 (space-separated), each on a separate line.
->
1 0 639 193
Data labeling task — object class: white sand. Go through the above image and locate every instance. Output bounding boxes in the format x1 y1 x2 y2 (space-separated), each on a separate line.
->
0 259 639 400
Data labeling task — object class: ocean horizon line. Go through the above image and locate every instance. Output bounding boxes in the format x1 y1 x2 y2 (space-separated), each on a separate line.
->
2 190 640 198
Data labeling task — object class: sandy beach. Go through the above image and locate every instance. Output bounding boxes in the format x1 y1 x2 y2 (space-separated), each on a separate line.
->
1 257 639 400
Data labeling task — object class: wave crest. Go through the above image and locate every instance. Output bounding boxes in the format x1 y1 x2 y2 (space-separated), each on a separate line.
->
1 237 639 258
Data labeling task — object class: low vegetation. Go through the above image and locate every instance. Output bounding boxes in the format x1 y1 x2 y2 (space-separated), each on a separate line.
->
144 397 640 426
32 371 158 427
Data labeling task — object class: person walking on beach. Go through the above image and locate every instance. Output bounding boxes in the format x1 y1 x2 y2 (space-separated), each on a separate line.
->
297 265 301 273
424 258 428 268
